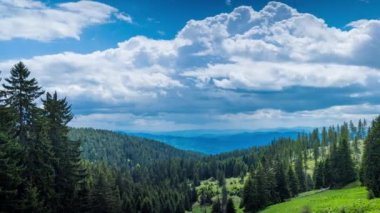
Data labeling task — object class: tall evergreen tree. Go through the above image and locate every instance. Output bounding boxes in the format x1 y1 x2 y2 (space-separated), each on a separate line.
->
43 92 86 210
313 161 325 189
274 161 290 202
2 62 44 144
0 75 24 211
295 156 306 192
287 166 299 197
362 116 380 197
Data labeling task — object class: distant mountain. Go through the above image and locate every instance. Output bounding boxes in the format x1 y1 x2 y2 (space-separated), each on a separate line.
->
128 130 305 154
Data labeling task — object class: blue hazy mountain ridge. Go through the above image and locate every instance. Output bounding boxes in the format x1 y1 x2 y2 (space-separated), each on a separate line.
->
127 129 307 154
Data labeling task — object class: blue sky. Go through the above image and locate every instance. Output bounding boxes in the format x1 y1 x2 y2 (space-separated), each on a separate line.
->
1 0 380 131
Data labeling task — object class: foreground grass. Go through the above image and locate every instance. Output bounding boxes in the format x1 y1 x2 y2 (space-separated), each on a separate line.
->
262 184 380 213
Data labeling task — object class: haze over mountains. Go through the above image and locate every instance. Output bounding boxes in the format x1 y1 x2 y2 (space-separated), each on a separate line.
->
129 129 304 154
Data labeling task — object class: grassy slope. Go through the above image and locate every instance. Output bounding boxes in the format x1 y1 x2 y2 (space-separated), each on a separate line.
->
262 183 380 213
190 140 370 212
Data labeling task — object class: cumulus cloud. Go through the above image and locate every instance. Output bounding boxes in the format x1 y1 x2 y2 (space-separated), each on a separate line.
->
183 59 380 90
0 0 132 41
1 1 380 130
217 104 380 130
0 36 181 103
69 104 380 131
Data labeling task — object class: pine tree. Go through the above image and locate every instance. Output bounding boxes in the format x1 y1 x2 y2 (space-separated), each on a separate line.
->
0 133 23 212
2 62 44 144
336 139 356 187
362 116 380 197
287 166 299 197
274 161 290 201
21 184 45 212
26 109 56 210
0 75 24 211
313 161 325 189
329 138 356 188
243 164 271 212
43 92 86 211
295 156 306 192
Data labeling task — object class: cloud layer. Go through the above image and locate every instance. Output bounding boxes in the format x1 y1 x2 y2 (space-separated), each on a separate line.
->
0 0 131 41
1 1 380 131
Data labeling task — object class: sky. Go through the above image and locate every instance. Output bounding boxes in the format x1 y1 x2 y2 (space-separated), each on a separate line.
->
1 0 380 132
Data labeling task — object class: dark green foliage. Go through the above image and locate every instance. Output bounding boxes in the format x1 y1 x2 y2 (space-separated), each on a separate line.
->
362 116 380 197
2 62 44 144
287 166 299 197
328 139 356 188
21 185 45 212
295 156 306 192
211 198 221 213
313 161 325 189
226 198 236 213
0 133 23 212
274 161 290 202
242 164 272 212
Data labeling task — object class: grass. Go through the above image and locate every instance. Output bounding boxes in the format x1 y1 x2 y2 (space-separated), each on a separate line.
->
261 183 380 213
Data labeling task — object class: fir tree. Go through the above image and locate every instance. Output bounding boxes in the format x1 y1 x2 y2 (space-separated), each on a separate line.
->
274 161 290 201
295 156 306 192
362 116 380 197
287 166 299 197
0 133 23 212
43 92 86 211
313 161 325 189
2 62 44 144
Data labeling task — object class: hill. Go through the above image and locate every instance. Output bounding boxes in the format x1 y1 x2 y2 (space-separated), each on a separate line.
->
68 128 202 168
262 182 380 213
131 130 300 154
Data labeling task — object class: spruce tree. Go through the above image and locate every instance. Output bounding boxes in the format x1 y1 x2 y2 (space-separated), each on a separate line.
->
26 109 56 210
287 166 299 197
313 161 325 189
0 75 24 211
243 164 271 212
0 133 23 212
295 156 306 192
338 139 356 185
43 92 86 210
362 116 380 197
2 62 44 144
274 161 290 201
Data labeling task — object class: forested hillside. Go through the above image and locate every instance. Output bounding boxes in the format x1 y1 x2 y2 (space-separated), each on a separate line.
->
1 62 380 213
68 128 201 168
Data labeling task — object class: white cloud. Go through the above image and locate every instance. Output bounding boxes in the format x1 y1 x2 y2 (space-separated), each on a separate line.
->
0 36 181 103
1 2 380 130
183 59 380 90
115 13 133 23
218 104 380 130
70 113 199 132
0 0 132 41
69 104 380 131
